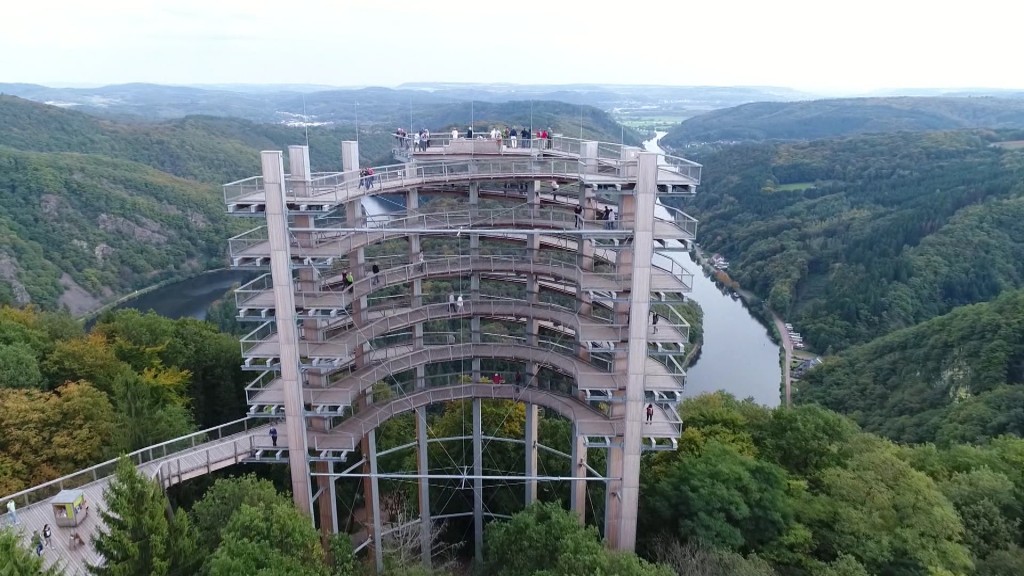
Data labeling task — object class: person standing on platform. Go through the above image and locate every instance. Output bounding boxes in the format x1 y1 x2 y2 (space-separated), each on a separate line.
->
574 204 583 229
269 425 278 448
646 404 654 424
5 500 16 525
451 127 459 140
449 293 456 313
372 263 380 285
467 126 474 139
457 294 464 312
652 312 659 334
43 524 52 549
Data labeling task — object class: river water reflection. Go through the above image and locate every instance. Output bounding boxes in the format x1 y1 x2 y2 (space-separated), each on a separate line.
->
647 134 781 406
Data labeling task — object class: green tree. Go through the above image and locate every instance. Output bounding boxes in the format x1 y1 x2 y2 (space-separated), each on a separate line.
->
328 534 359 576
205 503 327 576
939 468 1021 559
0 528 65 575
976 546 1024 576
803 447 972 576
754 404 859 479
189 475 291 554
648 539 779 576
89 457 198 576
641 441 792 553
0 342 43 389
486 502 672 576
110 371 193 453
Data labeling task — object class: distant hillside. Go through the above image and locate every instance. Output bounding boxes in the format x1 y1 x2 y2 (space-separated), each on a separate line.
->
0 95 394 181
413 100 645 146
0 82 813 128
0 147 242 313
661 97 1024 145
0 97 398 314
671 129 1024 352
0 96 642 314
798 289 1024 445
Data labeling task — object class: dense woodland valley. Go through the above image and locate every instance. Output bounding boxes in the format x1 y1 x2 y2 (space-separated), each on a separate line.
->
4 86 1024 575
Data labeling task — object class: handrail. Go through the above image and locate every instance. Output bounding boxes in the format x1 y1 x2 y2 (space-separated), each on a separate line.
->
149 434 262 488
0 417 261 509
223 141 703 204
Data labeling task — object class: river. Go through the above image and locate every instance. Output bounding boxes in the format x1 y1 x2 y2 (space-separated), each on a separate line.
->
646 133 781 406
116 146 781 406
109 269 256 320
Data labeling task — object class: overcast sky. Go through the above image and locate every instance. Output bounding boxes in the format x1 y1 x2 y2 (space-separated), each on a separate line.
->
2 0 1018 93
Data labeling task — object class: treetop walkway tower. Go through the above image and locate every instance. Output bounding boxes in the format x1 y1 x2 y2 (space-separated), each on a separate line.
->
223 134 700 570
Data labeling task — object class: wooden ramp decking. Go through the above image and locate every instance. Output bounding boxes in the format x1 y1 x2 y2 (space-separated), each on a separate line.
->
3 424 273 575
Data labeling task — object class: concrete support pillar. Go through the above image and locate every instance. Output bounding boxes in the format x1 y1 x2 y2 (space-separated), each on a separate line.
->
409 187 423 309
473 398 484 564
342 141 360 177
524 403 539 505
261 151 312 518
570 426 588 523
469 182 479 218
368 429 384 574
469 231 480 302
525 267 540 389
344 198 367 327
527 182 540 216
416 406 432 568
606 152 658 551
619 146 640 179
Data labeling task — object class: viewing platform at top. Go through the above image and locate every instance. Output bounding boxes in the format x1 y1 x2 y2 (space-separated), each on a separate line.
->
222 135 701 216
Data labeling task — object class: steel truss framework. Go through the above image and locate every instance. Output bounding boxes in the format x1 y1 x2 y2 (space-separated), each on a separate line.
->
223 136 700 572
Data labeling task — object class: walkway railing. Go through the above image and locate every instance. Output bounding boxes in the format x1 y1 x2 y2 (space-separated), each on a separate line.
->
223 136 703 205
0 418 261 509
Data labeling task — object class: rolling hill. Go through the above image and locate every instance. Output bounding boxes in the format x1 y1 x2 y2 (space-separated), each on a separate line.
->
0 82 813 127
668 129 1024 352
661 97 1024 146
0 147 242 313
0 95 643 314
797 288 1024 445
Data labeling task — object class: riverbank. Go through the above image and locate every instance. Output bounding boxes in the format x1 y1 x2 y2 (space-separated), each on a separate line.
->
78 267 240 322
688 244 797 405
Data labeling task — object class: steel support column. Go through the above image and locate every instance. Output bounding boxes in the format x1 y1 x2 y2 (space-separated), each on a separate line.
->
524 403 539 504
473 397 484 563
416 406 431 568
368 429 384 574
570 425 588 523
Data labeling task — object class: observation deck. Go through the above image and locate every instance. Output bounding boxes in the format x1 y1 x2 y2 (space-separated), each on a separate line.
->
220 133 700 563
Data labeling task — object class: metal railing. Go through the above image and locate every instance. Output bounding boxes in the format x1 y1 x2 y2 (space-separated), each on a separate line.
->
0 417 261 509
318 384 623 449
223 139 703 205
151 435 261 489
